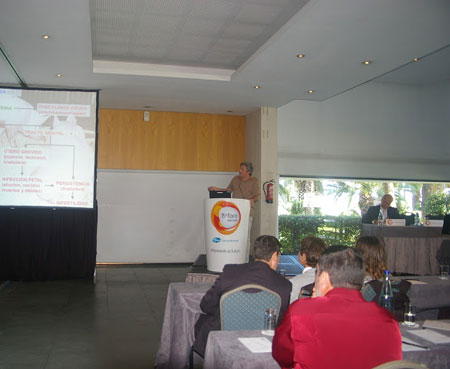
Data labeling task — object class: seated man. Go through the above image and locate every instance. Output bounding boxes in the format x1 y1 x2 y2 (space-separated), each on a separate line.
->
272 246 402 369
290 237 327 302
362 194 401 224
193 235 292 357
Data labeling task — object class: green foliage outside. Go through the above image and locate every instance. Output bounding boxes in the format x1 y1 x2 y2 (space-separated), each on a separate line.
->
278 215 362 254
424 192 450 216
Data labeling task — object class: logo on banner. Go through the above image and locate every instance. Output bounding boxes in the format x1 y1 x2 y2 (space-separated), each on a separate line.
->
211 201 241 235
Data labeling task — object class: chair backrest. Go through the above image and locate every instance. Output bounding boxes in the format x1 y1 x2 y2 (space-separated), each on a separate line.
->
361 279 411 321
219 284 281 330
371 359 430 369
298 282 314 299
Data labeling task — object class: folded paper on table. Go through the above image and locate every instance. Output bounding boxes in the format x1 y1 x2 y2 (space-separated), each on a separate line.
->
405 279 428 285
409 328 450 344
424 219 444 227
386 219 406 226
423 320 450 332
238 337 272 353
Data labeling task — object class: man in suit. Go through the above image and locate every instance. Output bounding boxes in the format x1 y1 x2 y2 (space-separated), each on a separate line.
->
362 194 401 224
272 246 402 369
193 235 292 356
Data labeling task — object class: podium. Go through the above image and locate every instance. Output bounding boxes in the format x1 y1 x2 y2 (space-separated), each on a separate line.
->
204 198 250 272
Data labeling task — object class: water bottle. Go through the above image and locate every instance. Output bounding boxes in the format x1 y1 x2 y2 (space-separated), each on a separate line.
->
414 213 420 226
378 270 394 313
378 209 384 226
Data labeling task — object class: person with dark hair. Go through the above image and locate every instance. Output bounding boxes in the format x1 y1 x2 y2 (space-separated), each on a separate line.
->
355 236 387 281
193 235 291 357
289 237 327 302
362 194 401 224
356 237 412 318
272 246 402 369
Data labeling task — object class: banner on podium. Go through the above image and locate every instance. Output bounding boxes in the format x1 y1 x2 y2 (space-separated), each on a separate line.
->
204 198 250 272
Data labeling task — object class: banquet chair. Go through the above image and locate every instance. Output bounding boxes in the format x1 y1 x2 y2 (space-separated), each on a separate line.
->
189 284 281 369
219 284 281 330
371 359 430 369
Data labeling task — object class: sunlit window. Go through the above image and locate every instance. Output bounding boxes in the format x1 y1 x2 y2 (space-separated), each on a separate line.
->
278 177 450 253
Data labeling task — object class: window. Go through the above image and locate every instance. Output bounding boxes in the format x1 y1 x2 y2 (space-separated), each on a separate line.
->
278 177 450 253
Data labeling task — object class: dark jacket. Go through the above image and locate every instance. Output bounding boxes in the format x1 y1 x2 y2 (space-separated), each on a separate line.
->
362 205 401 224
193 261 292 356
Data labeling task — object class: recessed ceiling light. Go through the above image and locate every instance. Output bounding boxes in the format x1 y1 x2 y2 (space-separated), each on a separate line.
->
362 60 372 65
42 35 50 39
253 85 261 89
56 73 62 78
296 53 305 59
413 57 420 62
307 90 314 94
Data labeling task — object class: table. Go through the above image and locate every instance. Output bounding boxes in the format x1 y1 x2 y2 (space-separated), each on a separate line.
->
186 254 221 284
185 254 303 283
204 325 450 369
154 278 450 369
403 275 450 312
361 224 449 275
154 282 212 369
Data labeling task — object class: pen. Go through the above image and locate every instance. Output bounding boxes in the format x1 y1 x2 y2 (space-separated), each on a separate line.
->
402 341 429 350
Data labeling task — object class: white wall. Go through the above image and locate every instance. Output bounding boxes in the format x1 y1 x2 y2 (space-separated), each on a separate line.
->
278 80 450 181
96 169 234 263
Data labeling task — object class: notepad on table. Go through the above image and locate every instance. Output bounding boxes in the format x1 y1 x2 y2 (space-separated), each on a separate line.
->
409 328 450 344
238 337 272 353
422 319 450 332
405 279 428 285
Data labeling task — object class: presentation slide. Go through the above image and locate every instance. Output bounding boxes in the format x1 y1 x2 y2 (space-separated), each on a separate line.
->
0 87 98 208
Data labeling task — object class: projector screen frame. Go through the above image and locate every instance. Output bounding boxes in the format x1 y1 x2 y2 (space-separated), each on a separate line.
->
0 85 100 210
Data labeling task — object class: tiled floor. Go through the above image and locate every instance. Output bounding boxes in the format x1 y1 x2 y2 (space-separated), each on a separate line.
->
0 265 190 369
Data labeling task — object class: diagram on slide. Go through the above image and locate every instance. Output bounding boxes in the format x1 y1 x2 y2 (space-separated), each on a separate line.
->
0 88 97 208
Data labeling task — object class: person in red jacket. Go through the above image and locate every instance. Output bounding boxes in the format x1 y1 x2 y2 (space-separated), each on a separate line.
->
272 246 402 369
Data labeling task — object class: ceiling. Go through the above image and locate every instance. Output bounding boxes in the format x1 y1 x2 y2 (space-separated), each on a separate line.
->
0 0 449 115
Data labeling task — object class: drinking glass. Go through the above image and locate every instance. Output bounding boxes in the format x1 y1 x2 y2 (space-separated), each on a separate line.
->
278 268 287 278
264 308 277 331
439 264 449 280
403 303 416 327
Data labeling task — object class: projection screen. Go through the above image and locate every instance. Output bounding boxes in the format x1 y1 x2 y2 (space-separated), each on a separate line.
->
0 87 98 209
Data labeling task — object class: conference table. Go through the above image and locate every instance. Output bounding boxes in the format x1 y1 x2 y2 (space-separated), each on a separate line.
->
360 224 449 275
154 282 210 369
203 325 450 369
154 278 450 369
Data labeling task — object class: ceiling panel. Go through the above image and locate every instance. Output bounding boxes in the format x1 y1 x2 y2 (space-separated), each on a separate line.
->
90 0 309 69
0 0 448 115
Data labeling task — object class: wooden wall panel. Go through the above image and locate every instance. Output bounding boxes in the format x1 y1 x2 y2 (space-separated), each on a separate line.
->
97 109 246 171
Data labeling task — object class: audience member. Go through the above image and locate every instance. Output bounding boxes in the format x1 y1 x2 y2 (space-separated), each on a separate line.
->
193 235 292 357
362 194 401 224
356 236 412 319
355 236 387 282
272 246 402 369
290 237 326 302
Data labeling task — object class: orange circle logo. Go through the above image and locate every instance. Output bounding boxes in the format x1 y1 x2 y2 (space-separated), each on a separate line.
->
211 201 241 235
